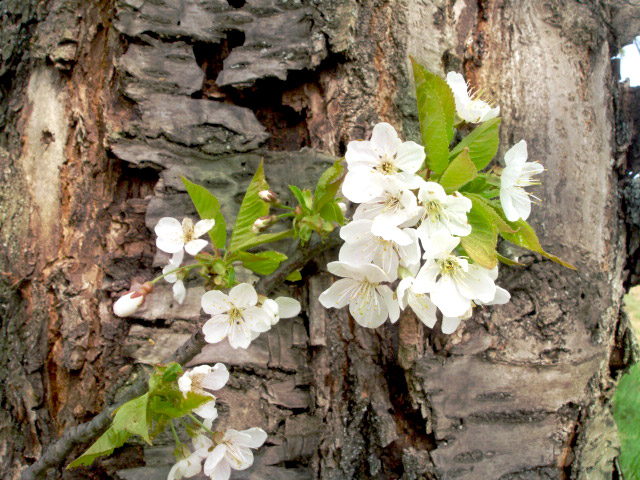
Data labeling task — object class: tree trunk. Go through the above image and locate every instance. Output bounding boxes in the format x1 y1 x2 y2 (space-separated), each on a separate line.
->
1 0 638 479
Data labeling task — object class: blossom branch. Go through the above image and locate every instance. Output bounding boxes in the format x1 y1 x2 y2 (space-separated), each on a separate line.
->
21 231 339 480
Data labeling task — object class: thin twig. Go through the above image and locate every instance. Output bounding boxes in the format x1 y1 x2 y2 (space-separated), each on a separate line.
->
21 231 339 480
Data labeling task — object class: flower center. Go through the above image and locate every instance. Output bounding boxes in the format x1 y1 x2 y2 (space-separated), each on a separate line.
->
376 155 397 175
438 256 463 277
423 200 443 220
190 373 205 393
228 306 243 323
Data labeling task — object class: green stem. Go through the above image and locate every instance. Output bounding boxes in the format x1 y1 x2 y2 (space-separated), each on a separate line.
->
276 212 295 220
149 264 199 285
188 414 214 435
170 419 181 446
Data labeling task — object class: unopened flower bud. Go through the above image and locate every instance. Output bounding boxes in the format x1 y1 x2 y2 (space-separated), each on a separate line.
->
113 282 152 317
258 190 279 204
252 215 277 233
337 202 347 215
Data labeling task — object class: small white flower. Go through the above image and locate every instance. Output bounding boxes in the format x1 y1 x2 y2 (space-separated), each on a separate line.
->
199 428 268 480
397 274 438 329
338 219 421 281
262 297 301 326
342 122 425 203
155 217 215 256
163 250 186 304
167 449 205 480
178 363 229 420
354 176 421 233
500 140 544 222
319 261 399 328
113 283 152 317
446 72 500 123
415 182 472 247
201 284 272 349
414 234 496 317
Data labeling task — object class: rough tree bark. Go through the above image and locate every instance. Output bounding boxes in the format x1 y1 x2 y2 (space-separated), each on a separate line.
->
1 0 639 479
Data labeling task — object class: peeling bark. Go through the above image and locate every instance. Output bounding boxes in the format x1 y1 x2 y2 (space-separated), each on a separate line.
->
1 1 639 479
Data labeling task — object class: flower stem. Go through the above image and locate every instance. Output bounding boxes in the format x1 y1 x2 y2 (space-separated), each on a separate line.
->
149 264 199 285
170 419 181 446
188 414 214 435
276 212 295 220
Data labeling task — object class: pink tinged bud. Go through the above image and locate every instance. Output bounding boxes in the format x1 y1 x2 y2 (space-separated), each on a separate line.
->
252 215 277 233
258 190 278 203
113 282 152 317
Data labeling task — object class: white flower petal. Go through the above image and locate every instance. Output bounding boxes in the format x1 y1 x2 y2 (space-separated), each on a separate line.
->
319 278 361 309
370 122 401 156
345 140 379 168
178 375 192 395
209 458 231 480
193 219 216 238
377 284 399 323
243 306 272 333
202 315 231 344
237 428 268 448
113 292 144 317
203 444 227 477
229 283 258 309
342 168 383 203
202 363 229 391
349 284 388 328
228 321 252 349
201 290 231 315
408 291 437 328
193 400 218 421
431 276 471 318
457 265 496 303
504 140 528 168
173 280 186 304
441 316 462 334
394 141 425 174
155 217 185 254
275 297 301 318
185 239 208 256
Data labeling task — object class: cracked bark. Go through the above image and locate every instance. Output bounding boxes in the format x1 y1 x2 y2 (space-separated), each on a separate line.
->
1 1 639 479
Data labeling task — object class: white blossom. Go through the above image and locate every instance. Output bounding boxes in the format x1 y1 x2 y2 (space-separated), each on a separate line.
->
396 273 438 329
197 428 268 480
415 182 472 247
338 219 421 281
319 261 399 328
201 284 272 349
342 122 425 203
414 234 496 317
163 250 186 304
167 449 205 480
353 176 421 234
262 297 301 326
500 140 544 222
446 72 500 123
155 217 215 256
178 363 229 420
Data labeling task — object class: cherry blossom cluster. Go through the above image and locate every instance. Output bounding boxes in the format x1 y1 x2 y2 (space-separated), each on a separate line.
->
170 362 267 480
319 72 543 334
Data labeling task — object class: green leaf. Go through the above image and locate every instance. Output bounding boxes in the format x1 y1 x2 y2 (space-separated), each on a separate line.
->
161 363 183 383
318 201 344 225
68 393 152 469
496 252 525 267
286 270 302 282
289 185 313 212
460 203 498 269
438 148 477 193
232 229 294 252
67 425 131 468
449 117 501 170
411 58 455 174
181 177 227 249
228 161 270 252
149 391 211 419
614 364 640 479
313 160 345 211
237 250 288 275
500 219 576 270
465 193 516 234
